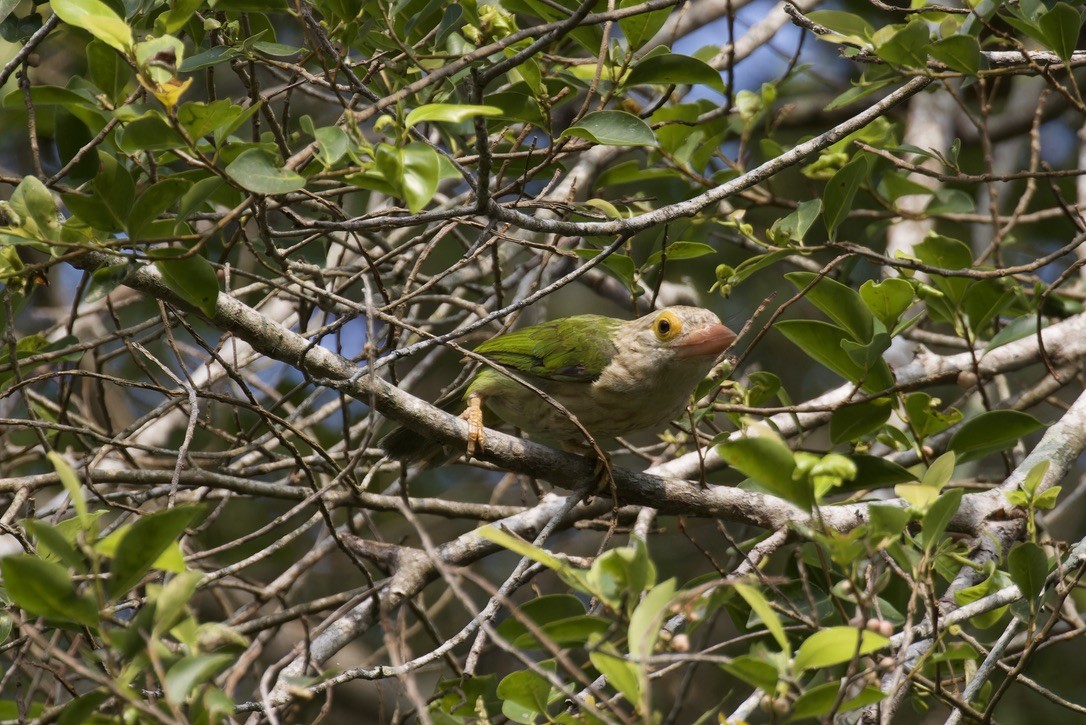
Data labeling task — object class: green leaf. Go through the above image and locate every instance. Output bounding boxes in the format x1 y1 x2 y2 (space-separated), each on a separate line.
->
793 682 885 720
481 526 561 564
487 91 546 124
930 35 982 74
404 103 502 129
868 504 911 542
1008 541 1049 603
954 568 1011 628
573 248 637 292
720 654 780 691
83 263 128 304
618 0 670 49
373 142 440 213
117 113 187 152
948 411 1044 463
178 100 248 141
23 520 84 570
1037 2 1082 63
106 504 204 598
642 241 715 268
46 452 89 529
822 155 869 242
806 10 874 45
58 692 111 725
859 278 914 331
793 626 889 672
986 315 1036 351
625 53 725 91
913 233 972 303
734 583 791 657
586 544 655 613
914 233 972 271
153 249 220 318
55 112 98 184
560 110 656 147
841 328 890 371
768 199 821 244
1032 486 1061 510
179 46 242 72
497 664 555 724
128 178 191 239
895 483 939 511
314 125 349 166
156 0 203 34
251 40 302 56
921 451 956 490
851 455 916 488
628 579 676 663
925 187 975 215
1021 459 1050 496
829 398 893 444
920 487 962 552
496 594 585 642
510 615 610 649
153 570 204 635
904 392 961 440
717 435 810 511
775 319 893 392
875 19 930 68
962 279 1015 335
224 148 306 195
87 39 130 101
0 555 98 626
51 0 133 52
164 653 235 704
786 271 873 342
1 85 96 109
588 645 640 709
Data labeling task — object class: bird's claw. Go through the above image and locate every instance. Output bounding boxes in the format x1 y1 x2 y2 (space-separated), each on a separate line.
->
461 394 486 457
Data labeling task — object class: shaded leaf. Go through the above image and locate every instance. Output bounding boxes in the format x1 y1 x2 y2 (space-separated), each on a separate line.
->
920 487 962 552
107 504 204 598
560 110 656 146
164 653 235 704
734 583 791 657
625 53 724 91
224 148 306 195
153 249 220 318
0 555 98 626
822 156 869 241
1008 541 1049 603
830 398 893 444
948 411 1044 463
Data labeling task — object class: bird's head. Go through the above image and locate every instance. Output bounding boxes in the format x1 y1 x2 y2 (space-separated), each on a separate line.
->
616 306 736 368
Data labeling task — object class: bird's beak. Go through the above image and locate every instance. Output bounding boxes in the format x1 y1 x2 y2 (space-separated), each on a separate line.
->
674 323 736 359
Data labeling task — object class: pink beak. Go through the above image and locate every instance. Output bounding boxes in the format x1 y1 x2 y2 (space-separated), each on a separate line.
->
675 323 736 359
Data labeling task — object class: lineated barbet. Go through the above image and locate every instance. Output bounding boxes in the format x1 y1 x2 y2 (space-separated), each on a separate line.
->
383 306 736 464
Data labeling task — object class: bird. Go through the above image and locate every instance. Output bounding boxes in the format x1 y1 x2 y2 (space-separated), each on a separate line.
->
382 306 737 465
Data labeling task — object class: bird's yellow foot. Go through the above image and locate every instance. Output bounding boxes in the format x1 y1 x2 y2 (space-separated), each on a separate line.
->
461 394 486 457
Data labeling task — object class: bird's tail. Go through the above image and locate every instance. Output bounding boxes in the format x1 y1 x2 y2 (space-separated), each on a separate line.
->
381 423 447 465
380 396 465 466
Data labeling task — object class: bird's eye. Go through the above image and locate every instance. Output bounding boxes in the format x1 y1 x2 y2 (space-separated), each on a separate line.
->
653 311 682 341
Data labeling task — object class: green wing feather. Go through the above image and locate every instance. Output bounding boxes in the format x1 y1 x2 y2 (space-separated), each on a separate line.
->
473 315 623 382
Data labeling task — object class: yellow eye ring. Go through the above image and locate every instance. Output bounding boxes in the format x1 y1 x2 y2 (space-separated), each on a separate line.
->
653 311 683 341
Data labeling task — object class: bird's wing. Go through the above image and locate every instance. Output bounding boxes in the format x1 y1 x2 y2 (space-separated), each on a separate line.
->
473 315 623 382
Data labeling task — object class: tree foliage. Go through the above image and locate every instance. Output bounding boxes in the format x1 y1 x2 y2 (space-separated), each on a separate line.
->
0 0 1085 722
